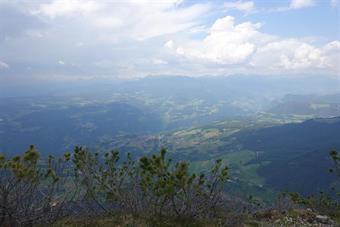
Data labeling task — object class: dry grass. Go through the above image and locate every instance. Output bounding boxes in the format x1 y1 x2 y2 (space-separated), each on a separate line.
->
51 214 224 227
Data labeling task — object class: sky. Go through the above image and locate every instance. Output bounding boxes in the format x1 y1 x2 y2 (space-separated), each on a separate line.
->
0 0 339 83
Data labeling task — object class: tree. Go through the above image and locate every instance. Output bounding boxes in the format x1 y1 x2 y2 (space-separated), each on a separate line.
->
72 147 229 219
330 149 340 176
0 145 230 225
0 145 71 227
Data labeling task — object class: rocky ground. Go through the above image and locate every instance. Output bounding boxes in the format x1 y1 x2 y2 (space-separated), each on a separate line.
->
246 209 338 227
51 208 339 227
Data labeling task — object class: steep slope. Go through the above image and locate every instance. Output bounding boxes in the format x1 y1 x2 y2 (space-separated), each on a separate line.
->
103 115 340 196
235 116 340 195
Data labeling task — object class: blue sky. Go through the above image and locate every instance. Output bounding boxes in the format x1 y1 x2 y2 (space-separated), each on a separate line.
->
246 1 339 40
0 0 339 83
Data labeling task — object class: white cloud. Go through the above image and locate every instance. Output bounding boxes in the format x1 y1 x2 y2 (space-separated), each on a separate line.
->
321 41 340 72
0 0 338 80
152 59 168 65
0 61 9 70
223 1 255 13
167 16 272 64
249 39 339 73
280 43 323 69
253 40 325 70
167 16 340 75
164 40 175 49
37 0 100 18
91 16 123 29
323 41 340 51
33 0 210 41
289 0 315 9
331 0 338 8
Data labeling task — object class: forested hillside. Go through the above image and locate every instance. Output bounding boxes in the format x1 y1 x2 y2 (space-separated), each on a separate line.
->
236 116 340 195
95 116 340 197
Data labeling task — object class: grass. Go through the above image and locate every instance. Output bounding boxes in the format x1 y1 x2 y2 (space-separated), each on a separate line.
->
51 214 222 227
240 164 265 186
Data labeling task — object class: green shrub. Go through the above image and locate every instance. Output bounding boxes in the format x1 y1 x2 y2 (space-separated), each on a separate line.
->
72 147 229 219
0 145 69 226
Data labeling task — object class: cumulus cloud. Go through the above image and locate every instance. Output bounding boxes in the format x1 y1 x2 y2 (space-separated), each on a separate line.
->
279 43 322 70
321 41 340 72
223 1 255 13
164 40 175 49
166 16 272 64
289 0 315 9
0 0 338 80
323 40 340 51
331 0 338 7
254 40 323 70
0 61 9 70
250 40 340 74
167 16 340 75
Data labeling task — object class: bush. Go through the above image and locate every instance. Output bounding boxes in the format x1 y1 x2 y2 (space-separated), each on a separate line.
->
72 147 229 219
0 145 71 226
0 146 230 225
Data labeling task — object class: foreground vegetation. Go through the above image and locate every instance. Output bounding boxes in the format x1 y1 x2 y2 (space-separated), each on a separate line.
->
0 146 230 226
0 146 339 226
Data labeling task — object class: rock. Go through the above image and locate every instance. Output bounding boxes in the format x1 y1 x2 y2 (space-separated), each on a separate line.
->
315 215 331 224
306 216 315 224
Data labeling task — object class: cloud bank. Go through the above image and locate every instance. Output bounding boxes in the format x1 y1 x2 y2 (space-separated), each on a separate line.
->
0 0 338 81
166 15 339 75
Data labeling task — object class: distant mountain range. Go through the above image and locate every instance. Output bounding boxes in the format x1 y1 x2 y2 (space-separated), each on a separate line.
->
268 94 340 117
